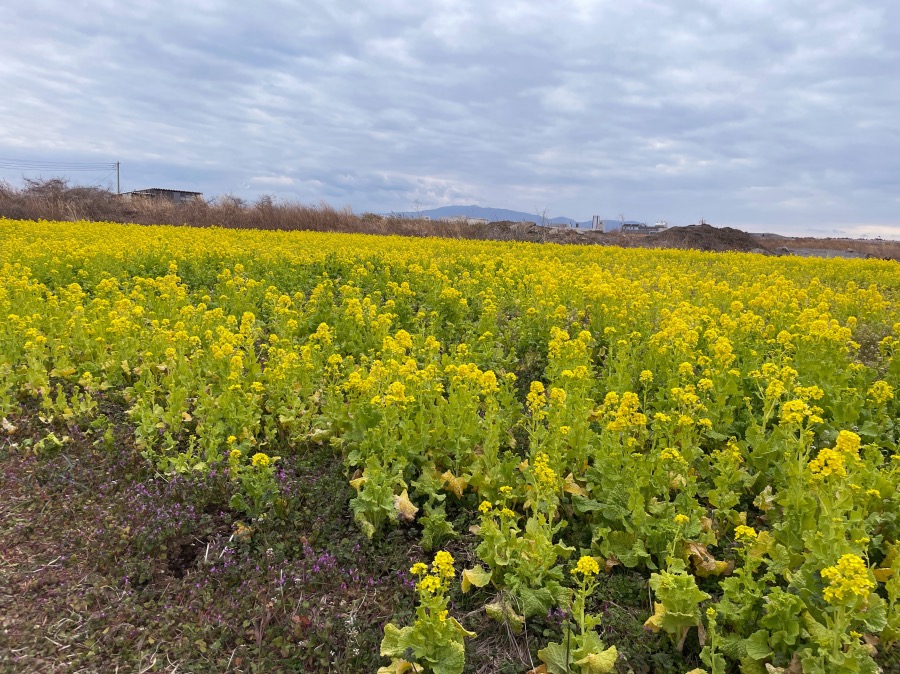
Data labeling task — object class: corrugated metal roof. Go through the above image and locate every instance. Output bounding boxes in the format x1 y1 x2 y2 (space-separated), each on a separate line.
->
127 188 203 195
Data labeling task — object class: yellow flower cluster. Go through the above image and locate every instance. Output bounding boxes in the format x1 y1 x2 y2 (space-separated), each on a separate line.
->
572 555 600 577
810 430 862 480
809 448 848 479
868 380 895 405
820 554 874 604
418 575 442 594
526 381 546 414
834 430 861 455
409 551 455 595
660 447 688 467
734 525 757 541
251 452 271 468
780 398 823 425
532 452 557 487
432 550 455 580
601 391 647 432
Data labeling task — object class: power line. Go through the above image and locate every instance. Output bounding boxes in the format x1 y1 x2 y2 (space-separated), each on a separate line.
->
0 157 118 171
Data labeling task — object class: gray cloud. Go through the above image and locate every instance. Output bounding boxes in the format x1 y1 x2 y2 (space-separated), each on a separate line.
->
1 0 899 235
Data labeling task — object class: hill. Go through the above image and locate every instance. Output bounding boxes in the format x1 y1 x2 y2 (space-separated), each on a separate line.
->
392 205 579 227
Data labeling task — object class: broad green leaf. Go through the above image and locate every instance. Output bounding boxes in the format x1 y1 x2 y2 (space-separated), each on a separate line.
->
461 565 492 593
744 629 772 661
427 640 466 674
537 640 572 674
380 623 415 658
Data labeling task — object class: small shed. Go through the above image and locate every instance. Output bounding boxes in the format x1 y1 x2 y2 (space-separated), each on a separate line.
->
123 188 203 204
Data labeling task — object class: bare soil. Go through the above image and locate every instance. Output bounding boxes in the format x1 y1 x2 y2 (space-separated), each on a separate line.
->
651 224 766 253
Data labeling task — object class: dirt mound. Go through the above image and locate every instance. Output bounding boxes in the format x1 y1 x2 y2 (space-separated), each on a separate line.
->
471 220 587 244
652 224 769 253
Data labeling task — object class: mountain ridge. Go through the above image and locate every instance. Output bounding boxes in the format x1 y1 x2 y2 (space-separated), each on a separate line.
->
390 204 581 226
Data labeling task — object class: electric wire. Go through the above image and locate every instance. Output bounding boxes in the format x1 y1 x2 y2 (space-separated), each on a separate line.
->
0 157 118 172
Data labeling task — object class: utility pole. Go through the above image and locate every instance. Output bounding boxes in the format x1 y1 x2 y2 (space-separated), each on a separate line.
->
116 162 120 194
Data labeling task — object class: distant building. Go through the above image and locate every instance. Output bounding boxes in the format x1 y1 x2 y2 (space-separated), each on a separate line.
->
622 222 667 234
592 216 624 233
123 188 203 204
439 215 488 225
592 216 667 233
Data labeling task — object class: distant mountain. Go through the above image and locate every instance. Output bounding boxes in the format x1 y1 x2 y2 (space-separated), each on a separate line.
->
391 205 579 227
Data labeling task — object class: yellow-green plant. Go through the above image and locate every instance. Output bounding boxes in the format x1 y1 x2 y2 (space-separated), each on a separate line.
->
537 555 618 674
379 551 474 674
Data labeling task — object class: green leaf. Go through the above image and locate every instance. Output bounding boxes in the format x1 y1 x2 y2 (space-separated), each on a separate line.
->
461 565 492 593
515 585 555 618
572 630 606 661
444 616 476 639
420 504 457 551
744 629 772 661
427 640 466 674
537 639 572 674
572 496 604 513
380 623 415 658
859 594 888 632
485 597 524 633
647 569 710 633
802 612 831 648
229 492 247 513
353 510 376 539
758 587 804 648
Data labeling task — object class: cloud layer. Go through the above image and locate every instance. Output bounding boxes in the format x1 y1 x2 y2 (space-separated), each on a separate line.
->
2 0 899 235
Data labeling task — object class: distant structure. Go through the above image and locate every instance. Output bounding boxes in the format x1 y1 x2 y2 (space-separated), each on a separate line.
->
591 216 667 233
592 216 621 233
622 221 667 234
123 188 203 204
439 215 488 225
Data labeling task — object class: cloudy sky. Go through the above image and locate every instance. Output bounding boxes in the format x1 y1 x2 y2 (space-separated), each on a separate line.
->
2 1 899 236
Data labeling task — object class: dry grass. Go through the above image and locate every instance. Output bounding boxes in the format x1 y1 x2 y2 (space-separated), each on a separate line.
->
0 179 481 240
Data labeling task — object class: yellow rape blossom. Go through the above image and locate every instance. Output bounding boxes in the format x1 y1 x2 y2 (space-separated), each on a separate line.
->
432 550 455 580
572 555 600 577
417 575 442 594
868 380 895 404
251 452 271 468
821 554 874 604
835 430 861 456
532 452 557 487
734 525 757 541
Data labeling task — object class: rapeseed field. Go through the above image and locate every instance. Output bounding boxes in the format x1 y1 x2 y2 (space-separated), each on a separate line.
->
2 218 899 673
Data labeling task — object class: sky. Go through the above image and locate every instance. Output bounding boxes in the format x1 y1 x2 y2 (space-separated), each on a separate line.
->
1 1 899 237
